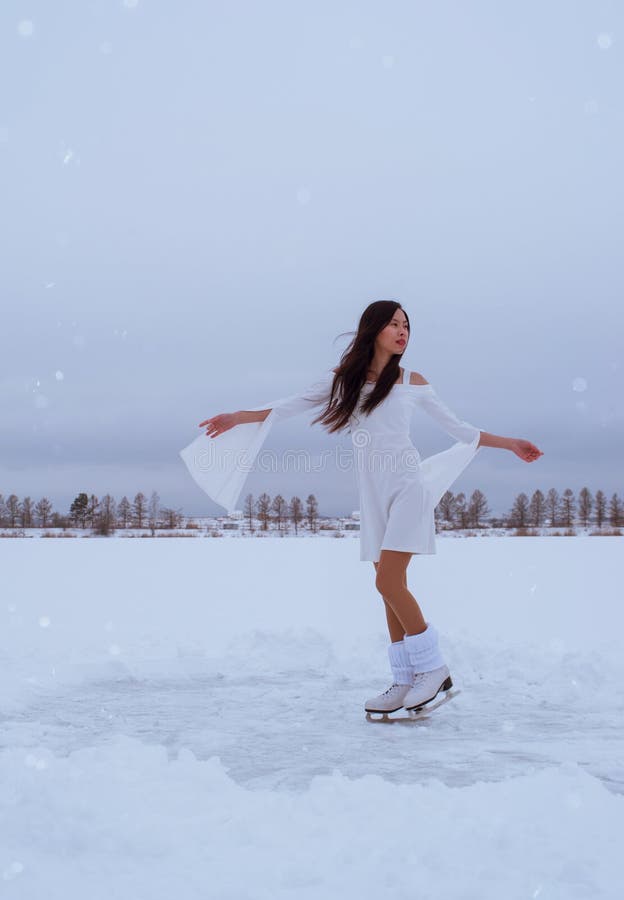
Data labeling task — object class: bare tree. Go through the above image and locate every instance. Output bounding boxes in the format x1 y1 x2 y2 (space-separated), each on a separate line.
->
546 488 560 527
117 496 131 528
35 497 53 528
256 492 272 530
243 493 255 532
6 495 21 528
609 493 623 528
0 494 7 527
510 492 530 528
271 494 288 533
148 490 160 535
161 507 183 529
560 489 576 528
133 492 147 529
87 494 100 529
20 496 34 528
94 494 117 536
577 487 593 528
467 489 489 528
305 494 319 533
289 496 304 534
51 511 70 528
594 490 607 529
453 493 469 529
436 491 456 527
529 489 546 528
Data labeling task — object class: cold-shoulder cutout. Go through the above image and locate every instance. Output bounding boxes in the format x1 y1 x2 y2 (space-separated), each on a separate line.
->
408 371 429 386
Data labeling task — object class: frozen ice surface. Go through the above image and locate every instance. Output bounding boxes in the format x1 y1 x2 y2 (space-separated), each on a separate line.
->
1 535 623 898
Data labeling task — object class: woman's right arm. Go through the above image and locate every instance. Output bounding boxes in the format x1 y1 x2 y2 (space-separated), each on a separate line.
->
199 408 270 438
236 409 271 424
199 367 336 438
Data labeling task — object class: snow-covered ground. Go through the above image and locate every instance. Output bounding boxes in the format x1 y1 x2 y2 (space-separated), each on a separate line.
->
1 536 622 898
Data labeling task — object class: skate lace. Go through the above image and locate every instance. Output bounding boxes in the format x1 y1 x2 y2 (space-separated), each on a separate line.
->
382 683 402 695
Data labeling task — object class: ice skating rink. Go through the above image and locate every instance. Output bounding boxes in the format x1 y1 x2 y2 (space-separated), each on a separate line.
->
2 535 622 898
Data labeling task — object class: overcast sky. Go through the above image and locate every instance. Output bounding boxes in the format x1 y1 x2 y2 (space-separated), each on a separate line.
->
1 0 622 519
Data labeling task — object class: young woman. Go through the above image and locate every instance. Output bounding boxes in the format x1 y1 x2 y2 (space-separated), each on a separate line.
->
180 301 543 714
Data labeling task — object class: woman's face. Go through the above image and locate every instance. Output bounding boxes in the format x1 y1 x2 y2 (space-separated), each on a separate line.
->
377 310 409 354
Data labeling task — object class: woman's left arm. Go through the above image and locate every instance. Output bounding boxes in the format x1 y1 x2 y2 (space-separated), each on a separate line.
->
478 431 544 462
416 381 544 464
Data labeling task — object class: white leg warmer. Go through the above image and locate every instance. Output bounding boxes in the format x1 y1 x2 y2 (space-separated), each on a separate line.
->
387 639 413 685
403 622 446 673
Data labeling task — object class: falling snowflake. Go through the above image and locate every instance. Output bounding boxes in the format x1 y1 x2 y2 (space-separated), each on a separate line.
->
59 142 81 167
25 753 48 770
123 0 140 8
2 861 25 881
17 20 34 38
55 370 64 381
572 377 587 392
296 187 311 205
597 33 613 50
39 616 51 628
381 55 395 69
564 791 583 809
109 643 121 655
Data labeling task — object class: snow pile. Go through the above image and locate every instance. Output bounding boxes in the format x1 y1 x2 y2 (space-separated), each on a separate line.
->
1 739 621 900
1 535 623 897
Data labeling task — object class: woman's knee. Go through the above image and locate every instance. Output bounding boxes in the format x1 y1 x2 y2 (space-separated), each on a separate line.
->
375 569 404 597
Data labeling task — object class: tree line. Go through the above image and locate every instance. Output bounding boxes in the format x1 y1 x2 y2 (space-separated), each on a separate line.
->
1 484 622 535
241 492 320 533
0 491 183 535
435 486 623 530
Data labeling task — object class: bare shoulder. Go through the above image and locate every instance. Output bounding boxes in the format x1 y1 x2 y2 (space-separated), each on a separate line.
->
408 370 429 385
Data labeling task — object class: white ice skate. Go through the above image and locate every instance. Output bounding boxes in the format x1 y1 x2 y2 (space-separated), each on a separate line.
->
402 664 453 711
364 682 412 714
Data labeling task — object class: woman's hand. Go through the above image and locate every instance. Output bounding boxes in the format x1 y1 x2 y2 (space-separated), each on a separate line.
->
198 411 239 439
508 438 543 462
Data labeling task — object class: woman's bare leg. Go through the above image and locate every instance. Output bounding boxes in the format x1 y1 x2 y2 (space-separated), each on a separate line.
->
372 561 406 642
374 550 427 636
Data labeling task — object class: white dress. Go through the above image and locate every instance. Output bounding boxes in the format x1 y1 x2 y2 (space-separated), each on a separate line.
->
179 366 483 563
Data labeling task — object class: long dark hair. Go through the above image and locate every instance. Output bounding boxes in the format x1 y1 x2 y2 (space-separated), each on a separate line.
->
311 300 410 434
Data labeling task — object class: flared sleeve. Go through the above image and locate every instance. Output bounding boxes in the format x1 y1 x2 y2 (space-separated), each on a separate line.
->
179 369 336 515
414 384 484 509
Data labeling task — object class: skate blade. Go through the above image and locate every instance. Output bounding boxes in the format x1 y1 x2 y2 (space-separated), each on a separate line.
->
365 689 461 724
